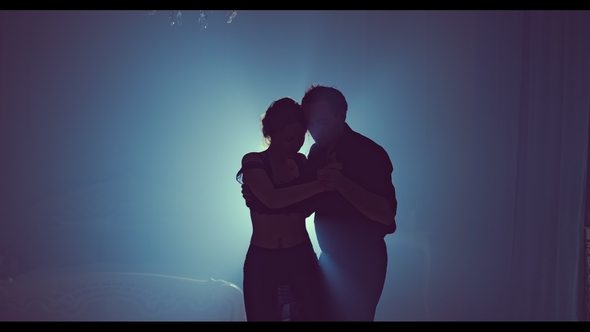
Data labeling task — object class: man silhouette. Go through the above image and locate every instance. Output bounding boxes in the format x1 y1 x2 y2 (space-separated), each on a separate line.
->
299 85 396 321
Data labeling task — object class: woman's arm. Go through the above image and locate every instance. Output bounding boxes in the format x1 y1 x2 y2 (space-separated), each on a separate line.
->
241 152 325 209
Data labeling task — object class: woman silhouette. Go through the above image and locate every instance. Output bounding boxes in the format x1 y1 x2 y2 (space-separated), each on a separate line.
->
236 97 337 321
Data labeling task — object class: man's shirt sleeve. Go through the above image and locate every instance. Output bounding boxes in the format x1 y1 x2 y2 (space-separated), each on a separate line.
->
358 146 397 232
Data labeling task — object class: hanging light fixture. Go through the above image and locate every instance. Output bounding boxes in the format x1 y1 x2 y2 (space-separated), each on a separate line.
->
144 10 238 30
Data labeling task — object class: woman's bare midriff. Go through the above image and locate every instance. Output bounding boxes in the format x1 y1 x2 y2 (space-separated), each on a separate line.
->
250 210 311 249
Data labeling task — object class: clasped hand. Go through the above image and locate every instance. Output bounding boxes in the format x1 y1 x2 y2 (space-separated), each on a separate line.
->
317 152 343 191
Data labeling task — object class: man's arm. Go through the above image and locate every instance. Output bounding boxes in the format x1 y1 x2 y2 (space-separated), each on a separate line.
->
338 174 396 227
319 151 397 230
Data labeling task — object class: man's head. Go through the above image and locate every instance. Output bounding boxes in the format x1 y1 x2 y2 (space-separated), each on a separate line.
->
301 85 347 148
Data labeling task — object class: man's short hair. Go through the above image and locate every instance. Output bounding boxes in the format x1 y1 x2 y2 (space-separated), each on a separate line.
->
301 84 348 116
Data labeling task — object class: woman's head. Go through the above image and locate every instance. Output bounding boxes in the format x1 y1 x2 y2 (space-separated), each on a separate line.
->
261 97 307 157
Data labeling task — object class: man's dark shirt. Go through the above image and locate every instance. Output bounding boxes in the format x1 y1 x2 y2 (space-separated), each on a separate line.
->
299 123 397 257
